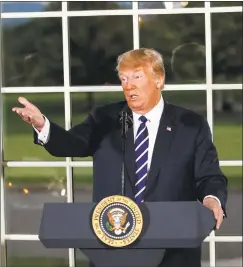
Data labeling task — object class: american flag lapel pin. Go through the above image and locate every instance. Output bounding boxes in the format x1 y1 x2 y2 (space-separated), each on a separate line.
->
166 126 172 131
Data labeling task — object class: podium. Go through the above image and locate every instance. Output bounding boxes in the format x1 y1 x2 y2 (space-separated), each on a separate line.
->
39 201 215 267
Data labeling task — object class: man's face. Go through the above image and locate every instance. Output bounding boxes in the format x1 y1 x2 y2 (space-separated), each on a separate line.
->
119 65 162 114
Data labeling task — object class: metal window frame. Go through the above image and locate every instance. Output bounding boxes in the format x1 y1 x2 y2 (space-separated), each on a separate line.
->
1 83 242 93
0 2 242 267
1 5 242 18
0 1 7 266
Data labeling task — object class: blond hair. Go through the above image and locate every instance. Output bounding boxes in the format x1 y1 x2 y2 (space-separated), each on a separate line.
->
116 48 165 77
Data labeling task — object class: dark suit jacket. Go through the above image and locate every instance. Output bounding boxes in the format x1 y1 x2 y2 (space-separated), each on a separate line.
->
34 100 227 267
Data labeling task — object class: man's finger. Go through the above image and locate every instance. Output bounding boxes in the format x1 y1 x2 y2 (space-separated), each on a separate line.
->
216 209 224 229
12 107 25 114
12 107 21 113
216 215 223 229
12 108 30 120
18 97 34 109
213 208 219 220
22 111 30 121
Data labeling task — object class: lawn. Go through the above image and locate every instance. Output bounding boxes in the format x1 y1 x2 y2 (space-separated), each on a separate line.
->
213 123 242 159
3 122 242 190
2 92 242 190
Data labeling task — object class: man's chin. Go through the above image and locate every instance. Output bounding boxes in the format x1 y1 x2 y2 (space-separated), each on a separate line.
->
128 102 144 113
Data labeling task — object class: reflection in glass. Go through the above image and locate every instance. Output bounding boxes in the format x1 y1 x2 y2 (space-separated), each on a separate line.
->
2 18 63 87
3 93 65 161
6 241 69 267
163 91 206 117
68 1 132 10
73 167 93 266
201 242 209 266
71 92 125 125
212 12 242 83
76 249 90 267
139 14 205 84
213 90 242 160
69 16 133 85
73 168 93 203
221 166 242 191
5 167 66 234
1 1 61 13
138 1 204 9
215 243 242 266
211 1 242 7
71 92 125 161
216 166 242 236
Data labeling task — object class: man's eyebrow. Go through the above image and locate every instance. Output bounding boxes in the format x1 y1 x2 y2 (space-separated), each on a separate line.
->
119 69 144 76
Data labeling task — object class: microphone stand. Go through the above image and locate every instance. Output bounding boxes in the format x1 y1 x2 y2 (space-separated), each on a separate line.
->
120 111 132 196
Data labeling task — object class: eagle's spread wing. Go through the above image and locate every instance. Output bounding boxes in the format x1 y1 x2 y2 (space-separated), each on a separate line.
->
121 212 128 226
107 212 115 226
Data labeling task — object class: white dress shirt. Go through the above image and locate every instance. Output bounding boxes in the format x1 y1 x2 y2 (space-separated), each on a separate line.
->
132 96 164 172
34 115 50 144
34 98 221 206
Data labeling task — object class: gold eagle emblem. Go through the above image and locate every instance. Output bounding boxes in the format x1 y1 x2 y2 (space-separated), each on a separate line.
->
106 208 130 235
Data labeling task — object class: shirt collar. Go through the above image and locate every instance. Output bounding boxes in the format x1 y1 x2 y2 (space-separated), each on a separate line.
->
132 95 164 123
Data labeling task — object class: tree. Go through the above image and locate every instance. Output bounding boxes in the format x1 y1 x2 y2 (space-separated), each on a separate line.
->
2 1 242 89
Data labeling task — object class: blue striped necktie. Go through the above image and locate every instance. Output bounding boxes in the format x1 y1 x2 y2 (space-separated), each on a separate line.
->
135 115 149 203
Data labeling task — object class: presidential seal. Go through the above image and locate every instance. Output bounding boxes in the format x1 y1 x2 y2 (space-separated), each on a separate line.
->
92 195 143 247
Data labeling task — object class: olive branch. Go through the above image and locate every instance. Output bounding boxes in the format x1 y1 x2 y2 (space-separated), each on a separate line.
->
106 221 113 231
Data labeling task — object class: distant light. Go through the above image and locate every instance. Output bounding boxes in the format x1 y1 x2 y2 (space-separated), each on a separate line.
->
164 1 173 9
181 2 189 7
61 189 66 196
8 182 12 187
23 188 29 194
164 1 188 9
139 16 142 24
40 2 49 6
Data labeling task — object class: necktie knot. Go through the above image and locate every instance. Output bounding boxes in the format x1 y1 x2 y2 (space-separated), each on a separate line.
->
139 115 147 123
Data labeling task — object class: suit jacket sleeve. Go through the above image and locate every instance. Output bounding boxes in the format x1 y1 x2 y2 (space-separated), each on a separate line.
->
33 110 98 157
194 117 228 214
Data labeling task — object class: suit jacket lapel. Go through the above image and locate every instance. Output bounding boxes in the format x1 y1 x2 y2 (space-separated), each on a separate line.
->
145 102 177 197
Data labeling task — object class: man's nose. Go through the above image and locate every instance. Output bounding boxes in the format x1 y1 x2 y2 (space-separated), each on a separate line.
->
125 81 135 90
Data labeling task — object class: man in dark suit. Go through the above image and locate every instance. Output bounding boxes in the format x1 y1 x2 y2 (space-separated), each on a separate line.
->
13 48 227 267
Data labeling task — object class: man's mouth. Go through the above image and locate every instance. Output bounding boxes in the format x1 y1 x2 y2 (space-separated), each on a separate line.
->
130 94 138 100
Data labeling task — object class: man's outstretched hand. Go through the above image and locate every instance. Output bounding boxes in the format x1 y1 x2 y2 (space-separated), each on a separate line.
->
203 197 224 230
12 97 45 132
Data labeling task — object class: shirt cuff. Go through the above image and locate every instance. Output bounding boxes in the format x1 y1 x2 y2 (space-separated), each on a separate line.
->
32 115 50 145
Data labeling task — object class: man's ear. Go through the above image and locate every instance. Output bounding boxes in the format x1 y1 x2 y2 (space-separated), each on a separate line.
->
156 74 165 89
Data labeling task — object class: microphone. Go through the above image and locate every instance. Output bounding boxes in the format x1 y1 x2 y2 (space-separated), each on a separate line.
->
120 111 133 138
119 108 133 196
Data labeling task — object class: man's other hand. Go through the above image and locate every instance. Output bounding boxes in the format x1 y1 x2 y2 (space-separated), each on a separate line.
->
203 197 224 230
12 97 45 132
